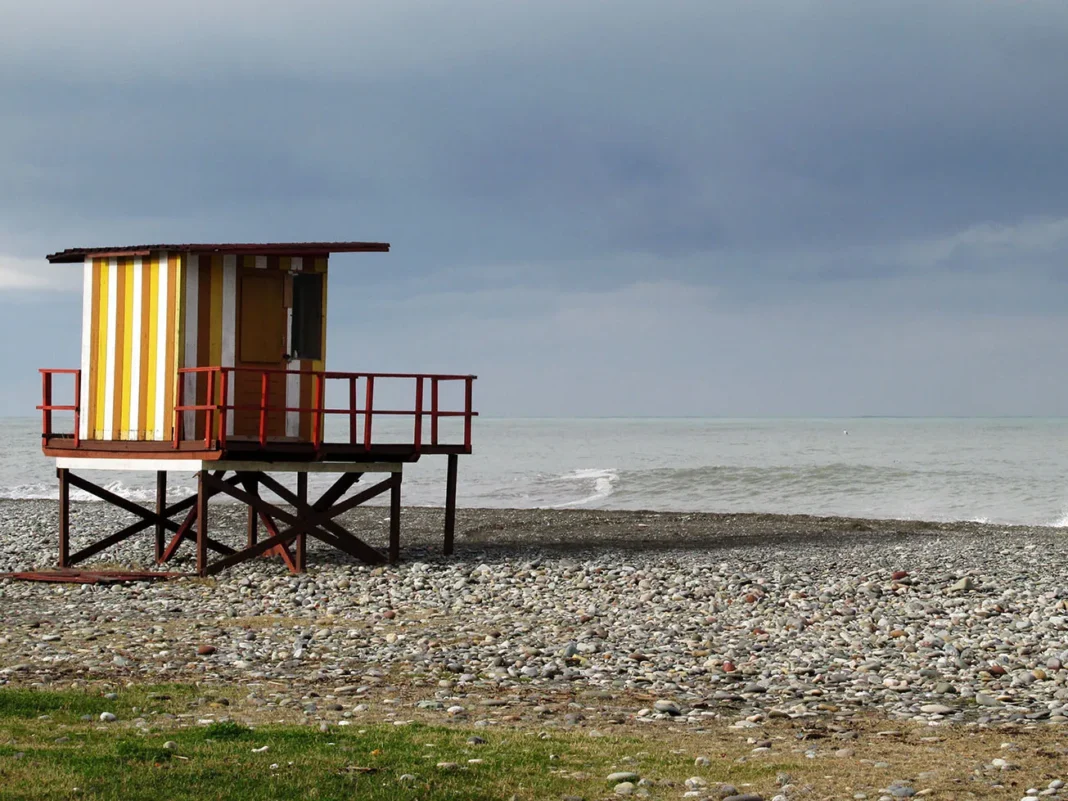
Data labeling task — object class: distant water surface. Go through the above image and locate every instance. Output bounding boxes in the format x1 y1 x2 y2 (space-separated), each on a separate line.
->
2 417 1067 526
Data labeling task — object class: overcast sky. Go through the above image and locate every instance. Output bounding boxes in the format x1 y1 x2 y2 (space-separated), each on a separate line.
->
2 0 1067 417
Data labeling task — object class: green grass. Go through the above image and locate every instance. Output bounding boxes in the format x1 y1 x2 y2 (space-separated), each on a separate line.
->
0 687 789 801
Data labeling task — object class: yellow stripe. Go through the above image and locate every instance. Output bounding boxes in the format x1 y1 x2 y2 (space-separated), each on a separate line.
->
145 255 159 438
209 254 223 369
120 260 135 439
94 261 109 438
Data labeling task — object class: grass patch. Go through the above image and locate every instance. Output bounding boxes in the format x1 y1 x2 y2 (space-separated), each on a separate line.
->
0 685 1064 800
199 721 252 741
0 687 784 801
0 689 116 720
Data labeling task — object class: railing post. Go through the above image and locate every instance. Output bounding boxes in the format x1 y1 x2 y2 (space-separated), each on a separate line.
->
259 371 269 447
464 377 473 451
73 370 81 447
414 377 423 453
40 370 52 440
363 376 375 452
219 368 229 448
173 370 184 447
431 378 439 446
348 376 358 445
204 369 215 448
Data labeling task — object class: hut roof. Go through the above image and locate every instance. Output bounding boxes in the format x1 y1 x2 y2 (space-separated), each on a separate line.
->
46 242 390 263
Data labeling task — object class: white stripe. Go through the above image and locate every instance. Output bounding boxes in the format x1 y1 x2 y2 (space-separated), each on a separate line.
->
255 255 267 269
286 305 298 437
103 258 118 439
181 254 198 438
221 254 237 435
127 258 143 439
286 370 300 438
291 256 302 273
153 253 170 440
78 258 93 440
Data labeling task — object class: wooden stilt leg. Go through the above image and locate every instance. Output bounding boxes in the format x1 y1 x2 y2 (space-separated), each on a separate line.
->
444 454 457 556
196 470 209 576
58 468 70 568
155 471 167 562
389 470 402 565
295 472 308 573
247 476 259 548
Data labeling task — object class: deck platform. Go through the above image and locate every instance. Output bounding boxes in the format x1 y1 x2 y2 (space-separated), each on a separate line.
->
39 366 471 576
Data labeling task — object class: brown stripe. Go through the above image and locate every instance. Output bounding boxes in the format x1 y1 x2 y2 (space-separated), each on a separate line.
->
267 255 279 272
163 254 178 440
111 259 127 439
196 257 213 438
88 260 102 438
138 257 151 439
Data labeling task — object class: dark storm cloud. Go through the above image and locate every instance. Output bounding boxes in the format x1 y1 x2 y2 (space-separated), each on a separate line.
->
2 1 1068 415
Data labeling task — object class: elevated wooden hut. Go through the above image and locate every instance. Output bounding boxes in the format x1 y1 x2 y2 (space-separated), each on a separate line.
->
38 242 476 576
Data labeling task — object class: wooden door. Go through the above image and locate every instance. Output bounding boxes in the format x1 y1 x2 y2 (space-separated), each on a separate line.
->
235 270 288 438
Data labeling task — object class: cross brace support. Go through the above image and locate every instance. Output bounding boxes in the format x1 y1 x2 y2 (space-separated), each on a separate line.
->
53 457 460 576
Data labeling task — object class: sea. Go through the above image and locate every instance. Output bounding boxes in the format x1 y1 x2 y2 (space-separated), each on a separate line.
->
2 417 1067 527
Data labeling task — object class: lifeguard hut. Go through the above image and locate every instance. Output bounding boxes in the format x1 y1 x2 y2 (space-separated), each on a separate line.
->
37 242 476 576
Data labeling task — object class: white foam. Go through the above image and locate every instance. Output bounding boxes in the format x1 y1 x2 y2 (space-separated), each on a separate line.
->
551 468 619 508
0 480 198 503
1049 510 1068 528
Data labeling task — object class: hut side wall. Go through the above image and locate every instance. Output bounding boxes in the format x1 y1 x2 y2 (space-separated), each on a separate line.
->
78 253 182 441
178 253 328 441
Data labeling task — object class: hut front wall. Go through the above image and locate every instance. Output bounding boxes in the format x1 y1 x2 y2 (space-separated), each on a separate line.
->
77 253 182 441
179 253 328 441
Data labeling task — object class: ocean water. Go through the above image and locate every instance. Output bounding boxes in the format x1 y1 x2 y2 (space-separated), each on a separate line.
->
2 417 1068 527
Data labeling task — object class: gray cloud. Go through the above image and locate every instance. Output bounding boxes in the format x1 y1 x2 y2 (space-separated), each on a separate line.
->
2 1 1068 416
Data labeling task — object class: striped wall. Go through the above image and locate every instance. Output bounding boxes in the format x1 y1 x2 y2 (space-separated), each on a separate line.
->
78 253 181 441
78 250 329 443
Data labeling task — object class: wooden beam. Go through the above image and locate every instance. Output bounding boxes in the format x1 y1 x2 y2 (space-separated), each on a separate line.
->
196 471 209 576
202 471 388 566
295 472 308 573
68 517 157 565
389 471 402 564
245 475 259 548
155 471 167 562
58 468 70 568
444 453 458 556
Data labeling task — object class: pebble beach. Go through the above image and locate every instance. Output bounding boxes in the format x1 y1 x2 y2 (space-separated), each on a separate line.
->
2 500 1068 799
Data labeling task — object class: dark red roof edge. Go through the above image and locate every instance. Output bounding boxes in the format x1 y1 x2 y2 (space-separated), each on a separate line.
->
46 242 390 263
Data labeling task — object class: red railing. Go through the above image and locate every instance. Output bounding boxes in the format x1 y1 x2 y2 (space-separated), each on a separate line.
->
37 369 81 446
174 366 476 452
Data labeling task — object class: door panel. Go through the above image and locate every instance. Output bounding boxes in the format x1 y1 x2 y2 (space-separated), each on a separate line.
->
235 271 288 438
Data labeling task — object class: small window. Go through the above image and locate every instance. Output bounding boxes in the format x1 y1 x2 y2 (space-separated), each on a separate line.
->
291 274 324 360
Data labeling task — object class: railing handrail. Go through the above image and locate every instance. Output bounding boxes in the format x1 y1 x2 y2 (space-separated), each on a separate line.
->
177 365 477 381
37 368 81 447
38 365 476 454
174 366 476 451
